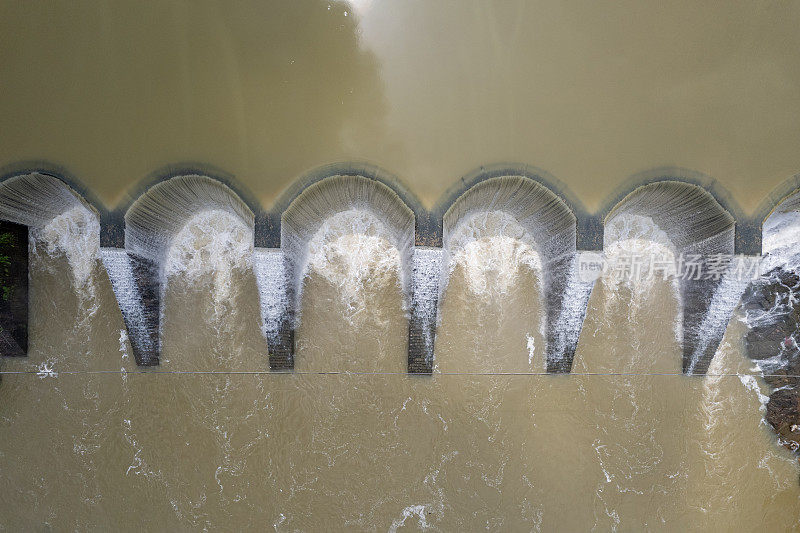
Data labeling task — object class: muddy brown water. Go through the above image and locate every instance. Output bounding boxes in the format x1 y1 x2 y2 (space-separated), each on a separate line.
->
3 1 800 530
1 234 799 530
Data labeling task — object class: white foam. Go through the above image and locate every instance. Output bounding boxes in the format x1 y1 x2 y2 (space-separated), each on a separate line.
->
253 248 288 344
35 361 57 379
303 210 402 316
738 374 771 412
604 213 675 252
602 238 682 345
164 210 253 304
526 333 536 367
686 273 750 374
101 248 158 358
444 212 544 295
410 247 443 361
31 205 100 289
125 175 254 266
453 236 542 297
281 175 415 314
118 329 129 360
389 504 430 532
549 252 596 367
763 210 800 268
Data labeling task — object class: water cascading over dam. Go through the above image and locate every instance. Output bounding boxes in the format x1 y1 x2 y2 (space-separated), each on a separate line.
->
0 166 773 378
114 175 255 365
280 174 418 370
441 176 582 372
0 172 101 356
4 164 800 529
603 181 737 374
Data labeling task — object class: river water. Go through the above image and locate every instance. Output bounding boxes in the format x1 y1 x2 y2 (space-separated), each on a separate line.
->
0 222 799 530
2 1 800 530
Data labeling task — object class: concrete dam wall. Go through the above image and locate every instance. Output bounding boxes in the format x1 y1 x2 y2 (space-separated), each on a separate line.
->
1 161 799 376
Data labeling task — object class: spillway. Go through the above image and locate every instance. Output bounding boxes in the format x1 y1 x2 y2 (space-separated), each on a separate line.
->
442 175 579 372
408 247 443 372
0 168 780 376
0 165 799 530
4 0 800 526
604 181 736 374
100 248 159 366
253 248 293 368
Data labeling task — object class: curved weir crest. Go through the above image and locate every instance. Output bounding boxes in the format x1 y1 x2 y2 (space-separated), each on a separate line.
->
604 181 736 374
281 174 415 369
0 174 100 290
113 175 255 365
0 163 781 381
0 173 101 355
443 176 580 372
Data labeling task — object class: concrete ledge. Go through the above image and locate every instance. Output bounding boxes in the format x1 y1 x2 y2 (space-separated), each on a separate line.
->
3 160 796 373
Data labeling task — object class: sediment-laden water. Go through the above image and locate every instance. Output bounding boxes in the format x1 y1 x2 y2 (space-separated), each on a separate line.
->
1 213 799 531
3 1 800 530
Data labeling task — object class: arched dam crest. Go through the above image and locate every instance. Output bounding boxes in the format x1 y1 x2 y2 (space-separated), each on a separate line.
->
106 175 255 365
0 161 775 378
270 162 428 246
0 171 102 357
280 174 416 370
600 167 756 254
441 175 585 372
604 180 736 374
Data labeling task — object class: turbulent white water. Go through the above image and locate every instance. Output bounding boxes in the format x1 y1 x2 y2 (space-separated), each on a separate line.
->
304 210 403 320
31 205 100 290
125 175 254 266
764 210 800 257
602 238 683 345
100 248 157 358
449 235 543 298
763 210 800 272
687 272 751 374
3 173 800 529
410 247 443 364
604 213 676 252
443 211 545 293
281 175 415 319
164 210 253 288
294 216 408 372
253 248 288 345
437 234 547 372
689 327 800 530
5 207 800 529
549 252 596 368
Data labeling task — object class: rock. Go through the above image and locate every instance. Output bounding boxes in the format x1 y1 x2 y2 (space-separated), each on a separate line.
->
741 266 800 453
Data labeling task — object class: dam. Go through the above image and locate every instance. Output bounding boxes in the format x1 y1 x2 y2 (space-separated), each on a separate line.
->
0 164 768 372
1 163 800 530
3 0 800 530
